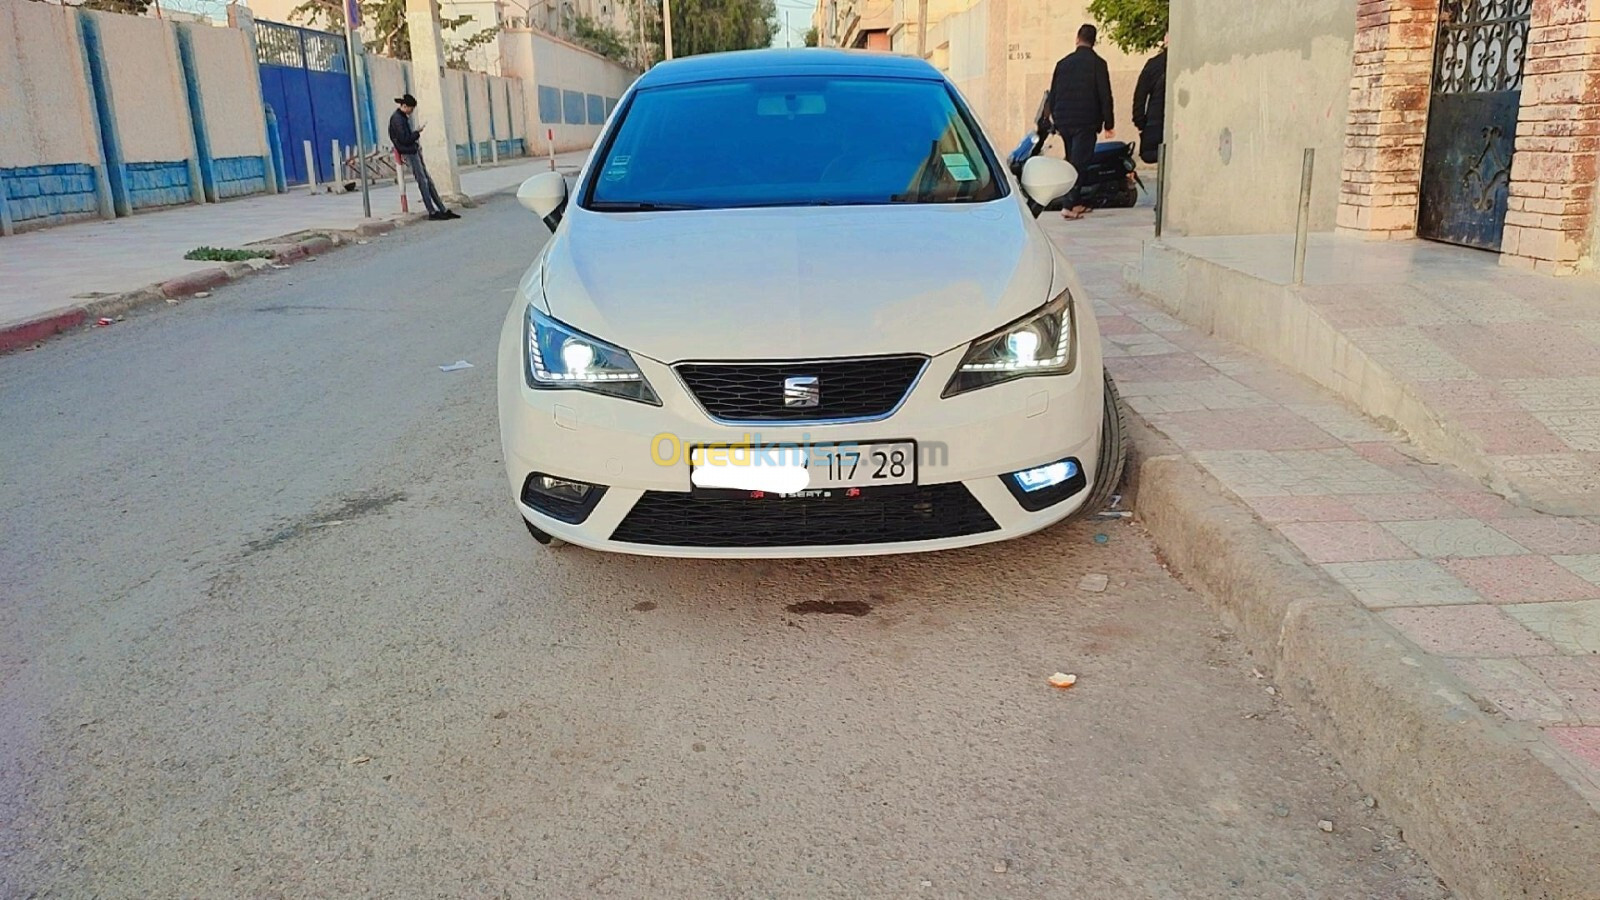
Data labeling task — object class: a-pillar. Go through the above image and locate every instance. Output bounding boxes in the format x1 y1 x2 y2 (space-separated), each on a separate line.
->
1336 0 1439 239
1501 0 1600 274
404 0 467 205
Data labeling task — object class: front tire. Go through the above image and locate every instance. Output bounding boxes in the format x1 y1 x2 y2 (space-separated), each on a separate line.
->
524 517 568 549
1073 370 1128 519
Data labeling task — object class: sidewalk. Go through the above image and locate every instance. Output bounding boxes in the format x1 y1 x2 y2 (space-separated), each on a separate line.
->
1040 206 1600 897
0 151 590 344
1132 232 1600 516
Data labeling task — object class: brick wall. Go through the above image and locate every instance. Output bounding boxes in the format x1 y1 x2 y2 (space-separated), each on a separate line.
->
1337 0 1438 239
1502 0 1600 274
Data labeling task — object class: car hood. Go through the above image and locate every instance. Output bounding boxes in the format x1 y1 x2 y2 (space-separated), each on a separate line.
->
536 201 1055 362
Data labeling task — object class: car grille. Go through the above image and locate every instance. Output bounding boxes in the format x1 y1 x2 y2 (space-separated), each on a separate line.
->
674 355 927 422
609 484 999 548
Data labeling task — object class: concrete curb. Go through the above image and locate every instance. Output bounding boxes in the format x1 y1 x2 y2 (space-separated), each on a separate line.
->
1124 415 1600 900
0 161 575 356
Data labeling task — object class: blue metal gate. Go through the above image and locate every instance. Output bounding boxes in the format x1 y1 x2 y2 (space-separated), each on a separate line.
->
255 21 356 186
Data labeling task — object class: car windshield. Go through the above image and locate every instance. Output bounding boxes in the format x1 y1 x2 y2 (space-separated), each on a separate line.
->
585 74 1005 211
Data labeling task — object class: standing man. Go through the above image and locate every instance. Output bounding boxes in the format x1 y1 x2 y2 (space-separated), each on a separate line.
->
1133 34 1168 165
1045 24 1115 219
389 93 458 221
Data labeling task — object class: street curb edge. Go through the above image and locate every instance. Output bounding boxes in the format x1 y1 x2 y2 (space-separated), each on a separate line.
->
1126 416 1600 900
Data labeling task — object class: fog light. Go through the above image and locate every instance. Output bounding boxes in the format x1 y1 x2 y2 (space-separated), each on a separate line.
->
522 473 607 524
533 474 592 502
1013 459 1079 492
1002 457 1087 512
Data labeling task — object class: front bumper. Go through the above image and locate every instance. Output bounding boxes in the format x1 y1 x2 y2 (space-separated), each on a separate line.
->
497 304 1106 558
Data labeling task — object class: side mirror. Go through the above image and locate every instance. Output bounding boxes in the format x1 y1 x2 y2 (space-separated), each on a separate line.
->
517 172 569 231
1020 156 1078 216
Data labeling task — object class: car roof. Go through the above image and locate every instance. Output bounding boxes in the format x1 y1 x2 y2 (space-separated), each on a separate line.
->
634 49 945 89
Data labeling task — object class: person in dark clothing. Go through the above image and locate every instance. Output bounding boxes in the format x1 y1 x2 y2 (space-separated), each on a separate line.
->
389 94 457 221
1045 23 1115 218
1133 36 1168 165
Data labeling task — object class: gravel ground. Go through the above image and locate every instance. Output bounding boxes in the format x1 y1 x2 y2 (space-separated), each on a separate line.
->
0 197 1448 898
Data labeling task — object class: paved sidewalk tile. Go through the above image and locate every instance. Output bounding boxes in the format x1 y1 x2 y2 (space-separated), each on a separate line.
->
1380 606 1557 658
1380 519 1530 558
1442 556 1600 604
1504 600 1600 655
1445 658 1578 725
1278 522 1417 564
1528 657 1600 723
1322 560 1481 609
1555 555 1600 584
1547 727 1600 769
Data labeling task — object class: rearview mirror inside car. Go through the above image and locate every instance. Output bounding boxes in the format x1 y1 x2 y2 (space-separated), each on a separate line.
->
1020 156 1078 214
518 172 569 231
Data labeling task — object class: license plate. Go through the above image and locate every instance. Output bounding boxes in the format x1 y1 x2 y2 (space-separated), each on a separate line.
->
689 440 917 498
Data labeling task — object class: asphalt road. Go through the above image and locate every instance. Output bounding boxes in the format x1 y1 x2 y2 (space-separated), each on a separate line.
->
0 196 1447 898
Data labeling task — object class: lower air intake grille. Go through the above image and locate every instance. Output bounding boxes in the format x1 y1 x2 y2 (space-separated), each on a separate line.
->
609 484 999 548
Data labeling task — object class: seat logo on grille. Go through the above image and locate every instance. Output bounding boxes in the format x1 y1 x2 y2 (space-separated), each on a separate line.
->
783 375 820 408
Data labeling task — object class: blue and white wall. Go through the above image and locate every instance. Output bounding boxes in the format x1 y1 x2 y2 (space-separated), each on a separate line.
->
0 0 109 234
0 0 275 236
500 29 637 154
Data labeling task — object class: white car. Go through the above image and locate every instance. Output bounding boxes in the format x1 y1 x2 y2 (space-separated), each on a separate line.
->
498 49 1125 558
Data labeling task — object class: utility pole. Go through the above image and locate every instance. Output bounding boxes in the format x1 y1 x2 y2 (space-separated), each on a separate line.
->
344 0 371 217
785 10 790 47
404 0 465 204
663 0 674 59
917 0 927 59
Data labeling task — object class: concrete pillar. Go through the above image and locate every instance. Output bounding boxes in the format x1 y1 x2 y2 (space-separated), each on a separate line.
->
404 0 465 203
1501 0 1600 274
1335 0 1438 241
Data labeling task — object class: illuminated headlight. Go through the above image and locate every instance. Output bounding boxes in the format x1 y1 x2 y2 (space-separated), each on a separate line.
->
525 305 660 404
943 290 1076 397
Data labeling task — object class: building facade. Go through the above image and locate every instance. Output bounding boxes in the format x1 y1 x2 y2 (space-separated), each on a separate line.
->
815 0 1158 160
1165 0 1600 273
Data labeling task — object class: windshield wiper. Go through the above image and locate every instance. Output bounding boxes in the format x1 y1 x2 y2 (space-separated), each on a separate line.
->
587 200 707 212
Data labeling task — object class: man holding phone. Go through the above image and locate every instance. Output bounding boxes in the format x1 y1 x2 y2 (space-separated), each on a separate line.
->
389 93 457 221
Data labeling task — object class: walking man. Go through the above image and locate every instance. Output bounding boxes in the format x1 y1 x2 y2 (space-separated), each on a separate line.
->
1045 24 1115 219
389 93 458 221
1133 34 1168 165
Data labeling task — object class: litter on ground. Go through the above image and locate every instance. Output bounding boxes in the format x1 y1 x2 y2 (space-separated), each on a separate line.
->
438 360 474 372
1048 673 1078 689
1078 573 1109 592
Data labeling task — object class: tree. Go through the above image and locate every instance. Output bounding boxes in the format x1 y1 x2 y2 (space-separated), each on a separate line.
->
289 0 493 62
1086 0 1167 54
803 26 817 47
572 14 630 64
646 0 777 59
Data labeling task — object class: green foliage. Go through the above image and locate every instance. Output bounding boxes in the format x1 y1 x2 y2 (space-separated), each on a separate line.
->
1086 0 1168 54
572 14 630 63
184 247 276 262
288 0 493 62
77 0 154 13
803 25 818 47
647 0 778 59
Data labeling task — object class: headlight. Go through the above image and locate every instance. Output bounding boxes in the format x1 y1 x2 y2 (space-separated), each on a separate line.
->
943 290 1076 397
525 305 660 405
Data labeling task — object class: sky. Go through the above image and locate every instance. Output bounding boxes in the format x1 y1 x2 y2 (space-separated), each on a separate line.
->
771 0 815 48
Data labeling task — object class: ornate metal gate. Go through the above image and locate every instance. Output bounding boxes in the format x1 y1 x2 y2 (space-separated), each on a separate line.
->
1417 0 1532 250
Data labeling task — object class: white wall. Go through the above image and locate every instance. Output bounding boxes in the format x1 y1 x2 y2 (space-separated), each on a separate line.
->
187 21 271 160
89 10 196 164
1164 0 1357 235
500 28 637 153
0 0 102 170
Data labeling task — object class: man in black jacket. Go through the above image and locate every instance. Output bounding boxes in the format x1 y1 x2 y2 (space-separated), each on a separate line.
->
1133 35 1168 165
389 94 457 221
1045 24 1114 218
